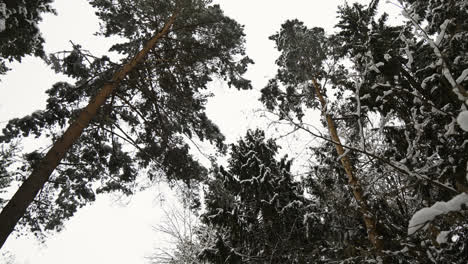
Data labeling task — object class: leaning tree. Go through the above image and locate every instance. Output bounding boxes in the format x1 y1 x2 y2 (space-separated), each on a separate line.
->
0 0 252 248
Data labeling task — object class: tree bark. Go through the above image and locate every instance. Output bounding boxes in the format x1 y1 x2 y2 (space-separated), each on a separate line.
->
0 12 178 249
311 78 384 252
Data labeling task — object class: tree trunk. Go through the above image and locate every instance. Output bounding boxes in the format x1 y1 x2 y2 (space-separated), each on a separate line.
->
311 78 384 252
0 12 178 249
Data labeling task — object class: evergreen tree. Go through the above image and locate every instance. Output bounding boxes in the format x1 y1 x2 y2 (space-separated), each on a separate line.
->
260 0 468 261
200 130 319 263
334 0 468 195
0 0 252 248
157 1 468 262
334 3 468 260
260 19 385 255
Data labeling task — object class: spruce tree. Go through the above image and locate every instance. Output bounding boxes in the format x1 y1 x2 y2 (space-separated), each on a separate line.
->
200 130 319 263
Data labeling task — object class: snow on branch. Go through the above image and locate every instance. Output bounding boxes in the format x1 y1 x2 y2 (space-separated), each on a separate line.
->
336 148 350 162
402 6 468 101
457 111 468 132
434 19 450 46
456 69 468 85
408 193 468 235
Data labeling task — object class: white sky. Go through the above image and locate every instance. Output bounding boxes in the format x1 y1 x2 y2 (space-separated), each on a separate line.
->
0 0 402 263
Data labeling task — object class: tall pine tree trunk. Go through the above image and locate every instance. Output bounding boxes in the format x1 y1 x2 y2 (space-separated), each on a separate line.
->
0 12 178 249
311 78 384 253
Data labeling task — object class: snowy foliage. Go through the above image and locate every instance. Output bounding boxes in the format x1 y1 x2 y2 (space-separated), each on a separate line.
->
0 0 251 235
0 0 55 76
408 193 468 235
200 130 320 263
257 0 468 262
1 0 468 262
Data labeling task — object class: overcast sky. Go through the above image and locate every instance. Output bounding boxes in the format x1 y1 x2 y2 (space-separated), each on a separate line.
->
0 0 402 263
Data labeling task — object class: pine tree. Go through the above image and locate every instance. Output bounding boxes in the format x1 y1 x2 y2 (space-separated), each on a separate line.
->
260 19 385 255
0 0 252 248
300 0 468 261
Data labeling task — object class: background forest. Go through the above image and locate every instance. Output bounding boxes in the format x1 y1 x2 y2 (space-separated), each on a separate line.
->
1 0 468 263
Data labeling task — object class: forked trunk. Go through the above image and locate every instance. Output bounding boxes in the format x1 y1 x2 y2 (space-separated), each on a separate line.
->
0 12 178 249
